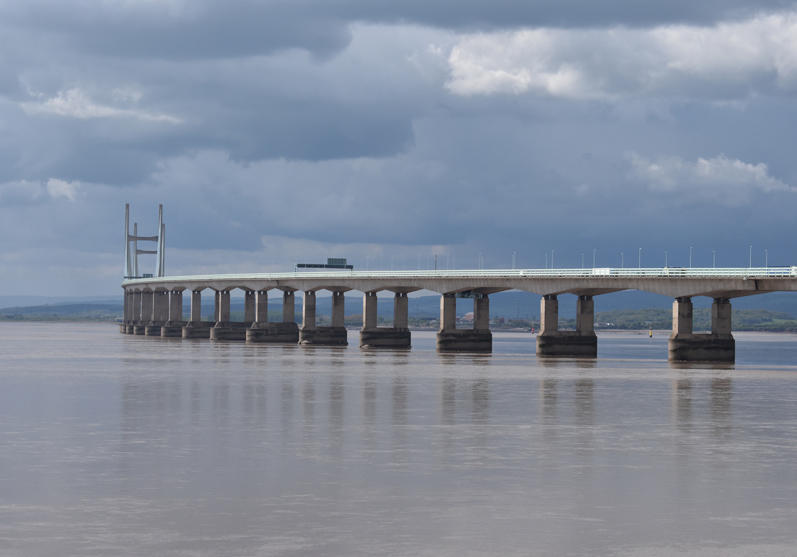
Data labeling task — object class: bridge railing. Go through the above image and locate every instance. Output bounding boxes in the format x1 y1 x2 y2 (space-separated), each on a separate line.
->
123 267 797 285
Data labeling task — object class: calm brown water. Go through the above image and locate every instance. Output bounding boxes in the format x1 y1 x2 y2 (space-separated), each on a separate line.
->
1 322 797 556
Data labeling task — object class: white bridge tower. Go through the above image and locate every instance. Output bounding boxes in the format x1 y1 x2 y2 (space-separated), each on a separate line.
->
124 203 165 279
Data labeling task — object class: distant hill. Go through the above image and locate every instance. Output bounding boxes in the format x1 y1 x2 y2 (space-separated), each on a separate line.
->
0 303 122 321
0 295 120 309
594 308 797 332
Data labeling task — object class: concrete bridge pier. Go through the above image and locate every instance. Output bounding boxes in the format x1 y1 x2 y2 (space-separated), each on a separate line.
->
436 292 492 352
300 290 348 345
161 288 185 337
182 290 211 338
134 290 153 335
121 290 130 333
246 289 300 343
668 297 735 362
125 290 136 334
360 292 411 348
126 290 141 334
145 290 168 336
121 290 133 333
536 295 597 357
210 289 248 340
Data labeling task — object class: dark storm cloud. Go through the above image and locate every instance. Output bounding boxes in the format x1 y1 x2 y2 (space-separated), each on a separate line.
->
5 0 797 64
2 1 351 60
2 1 797 295
332 0 797 29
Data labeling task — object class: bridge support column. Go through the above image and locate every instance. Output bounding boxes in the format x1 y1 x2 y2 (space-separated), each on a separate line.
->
211 290 247 340
300 290 347 346
536 295 598 357
126 290 135 333
244 290 255 323
128 290 142 334
360 291 411 349
302 291 316 329
182 290 211 338
133 290 153 335
255 289 268 325
146 290 168 336
331 290 345 327
191 290 202 323
135 290 153 335
162 289 185 337
395 292 409 329
121 290 130 333
437 292 492 352
363 291 377 329
669 297 735 362
283 290 295 323
247 289 300 343
121 290 131 333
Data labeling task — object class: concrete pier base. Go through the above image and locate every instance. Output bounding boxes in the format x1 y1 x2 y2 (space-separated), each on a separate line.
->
535 294 597 357
161 321 186 337
668 297 735 361
536 332 598 357
133 323 146 335
125 324 135 334
436 329 492 352
246 322 300 343
144 323 164 336
299 326 348 346
668 334 735 362
182 321 213 339
210 322 248 341
360 328 411 349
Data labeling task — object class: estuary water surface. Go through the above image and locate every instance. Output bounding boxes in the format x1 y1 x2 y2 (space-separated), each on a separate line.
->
1 322 797 556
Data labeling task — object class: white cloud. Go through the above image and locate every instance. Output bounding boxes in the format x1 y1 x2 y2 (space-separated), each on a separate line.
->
628 153 795 206
447 12 797 99
45 178 78 201
0 178 82 203
21 88 181 123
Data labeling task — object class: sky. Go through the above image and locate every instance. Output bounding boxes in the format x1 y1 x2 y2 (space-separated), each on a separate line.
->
2 0 797 296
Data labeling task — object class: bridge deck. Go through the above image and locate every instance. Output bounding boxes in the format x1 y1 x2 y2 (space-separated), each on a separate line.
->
122 267 797 298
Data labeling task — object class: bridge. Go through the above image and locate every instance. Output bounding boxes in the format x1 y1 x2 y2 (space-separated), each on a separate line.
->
121 266 797 362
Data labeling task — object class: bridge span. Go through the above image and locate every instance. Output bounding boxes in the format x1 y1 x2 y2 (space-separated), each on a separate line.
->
121 267 797 361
